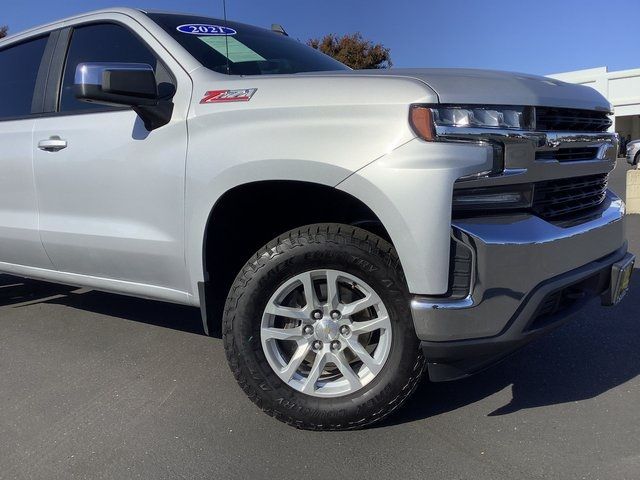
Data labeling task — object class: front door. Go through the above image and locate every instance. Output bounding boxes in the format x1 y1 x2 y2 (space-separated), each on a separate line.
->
32 21 190 293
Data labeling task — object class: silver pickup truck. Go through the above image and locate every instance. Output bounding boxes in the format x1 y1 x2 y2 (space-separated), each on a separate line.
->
0 8 634 430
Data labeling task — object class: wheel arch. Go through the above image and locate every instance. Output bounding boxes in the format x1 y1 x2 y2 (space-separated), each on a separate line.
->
198 180 393 336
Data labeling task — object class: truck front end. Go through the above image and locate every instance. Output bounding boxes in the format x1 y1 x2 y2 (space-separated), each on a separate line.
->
407 99 634 380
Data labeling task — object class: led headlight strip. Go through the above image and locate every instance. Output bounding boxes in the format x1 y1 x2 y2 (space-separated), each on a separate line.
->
409 104 535 140
432 105 533 130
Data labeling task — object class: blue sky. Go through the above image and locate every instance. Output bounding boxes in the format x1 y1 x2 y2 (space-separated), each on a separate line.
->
3 0 638 75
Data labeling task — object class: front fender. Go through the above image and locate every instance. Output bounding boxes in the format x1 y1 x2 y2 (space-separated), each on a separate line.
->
337 138 494 295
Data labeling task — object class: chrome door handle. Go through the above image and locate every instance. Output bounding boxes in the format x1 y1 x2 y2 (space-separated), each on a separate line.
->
38 137 67 152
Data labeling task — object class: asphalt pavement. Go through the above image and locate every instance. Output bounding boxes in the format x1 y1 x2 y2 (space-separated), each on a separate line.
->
0 160 638 480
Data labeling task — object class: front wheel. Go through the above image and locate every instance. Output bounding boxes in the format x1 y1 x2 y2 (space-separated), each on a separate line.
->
222 224 425 430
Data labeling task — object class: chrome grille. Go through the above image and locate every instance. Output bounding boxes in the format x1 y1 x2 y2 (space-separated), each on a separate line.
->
535 107 612 132
532 173 608 220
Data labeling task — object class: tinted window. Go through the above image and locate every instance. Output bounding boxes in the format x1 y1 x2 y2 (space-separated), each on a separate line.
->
60 23 170 112
149 13 349 75
0 35 48 119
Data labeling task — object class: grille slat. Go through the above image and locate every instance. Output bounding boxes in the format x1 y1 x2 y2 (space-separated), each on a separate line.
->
535 175 607 193
535 107 612 132
532 173 609 220
535 147 599 162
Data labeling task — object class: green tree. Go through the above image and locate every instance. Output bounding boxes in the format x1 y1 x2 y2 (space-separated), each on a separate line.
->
0 26 7 39
307 32 391 69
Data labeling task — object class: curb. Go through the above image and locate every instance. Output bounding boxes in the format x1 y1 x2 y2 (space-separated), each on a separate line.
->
627 169 640 214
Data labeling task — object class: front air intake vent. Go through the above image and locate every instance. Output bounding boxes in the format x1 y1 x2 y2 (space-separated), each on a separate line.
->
535 147 599 163
448 238 473 299
532 173 609 220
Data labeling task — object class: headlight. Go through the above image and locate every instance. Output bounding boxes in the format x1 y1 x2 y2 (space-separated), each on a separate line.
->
409 105 534 141
434 106 532 129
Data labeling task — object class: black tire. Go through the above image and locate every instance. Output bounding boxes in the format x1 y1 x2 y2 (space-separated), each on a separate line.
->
634 152 640 166
222 223 425 430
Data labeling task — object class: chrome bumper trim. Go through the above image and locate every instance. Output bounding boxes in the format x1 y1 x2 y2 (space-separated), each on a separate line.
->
435 127 618 187
435 126 617 148
411 295 474 311
411 191 626 342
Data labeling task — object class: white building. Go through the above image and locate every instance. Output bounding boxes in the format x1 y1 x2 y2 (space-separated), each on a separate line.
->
549 66 640 140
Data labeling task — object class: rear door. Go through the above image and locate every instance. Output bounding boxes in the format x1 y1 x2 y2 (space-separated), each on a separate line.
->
0 33 55 269
32 18 191 297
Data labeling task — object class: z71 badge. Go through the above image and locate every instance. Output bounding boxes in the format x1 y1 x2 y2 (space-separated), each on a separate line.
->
200 89 257 103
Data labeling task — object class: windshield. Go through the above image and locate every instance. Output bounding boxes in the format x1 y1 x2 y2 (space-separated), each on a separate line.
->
148 13 349 76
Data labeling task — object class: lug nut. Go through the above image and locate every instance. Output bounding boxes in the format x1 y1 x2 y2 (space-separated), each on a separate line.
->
312 340 323 350
339 325 350 336
330 310 341 320
303 325 314 335
330 340 341 351
312 310 323 320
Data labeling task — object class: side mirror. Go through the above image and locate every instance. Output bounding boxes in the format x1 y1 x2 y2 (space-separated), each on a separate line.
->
74 63 173 130
75 63 158 106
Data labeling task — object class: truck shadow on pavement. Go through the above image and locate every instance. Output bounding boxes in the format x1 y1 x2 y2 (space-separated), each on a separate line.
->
383 268 640 426
0 275 204 334
0 270 638 427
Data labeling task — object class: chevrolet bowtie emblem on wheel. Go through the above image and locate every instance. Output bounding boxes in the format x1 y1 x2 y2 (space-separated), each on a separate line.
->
200 89 257 103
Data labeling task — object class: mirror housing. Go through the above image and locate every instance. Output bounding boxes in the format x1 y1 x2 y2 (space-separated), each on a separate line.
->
74 63 173 130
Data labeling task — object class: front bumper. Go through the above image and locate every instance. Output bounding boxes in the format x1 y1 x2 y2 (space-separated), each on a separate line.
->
411 191 629 381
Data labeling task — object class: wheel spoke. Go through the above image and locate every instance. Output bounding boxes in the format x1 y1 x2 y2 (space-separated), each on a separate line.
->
325 270 341 310
264 302 308 321
300 272 320 310
340 292 380 317
280 341 312 381
302 351 328 394
331 351 362 390
346 338 383 375
262 326 302 341
350 316 389 334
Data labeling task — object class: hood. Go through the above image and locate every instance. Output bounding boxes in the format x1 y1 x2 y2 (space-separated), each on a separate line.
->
302 68 611 112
